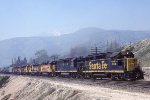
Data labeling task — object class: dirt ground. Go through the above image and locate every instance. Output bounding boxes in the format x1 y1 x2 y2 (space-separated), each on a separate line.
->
0 75 150 100
142 67 150 81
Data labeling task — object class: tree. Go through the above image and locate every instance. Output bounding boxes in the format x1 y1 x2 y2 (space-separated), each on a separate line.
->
16 56 21 66
29 57 33 64
12 56 28 67
34 49 50 64
51 54 59 61
105 40 121 52
22 57 27 65
69 46 89 57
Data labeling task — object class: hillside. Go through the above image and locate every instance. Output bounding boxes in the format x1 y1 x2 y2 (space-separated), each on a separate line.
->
0 27 150 66
125 38 150 67
0 75 150 100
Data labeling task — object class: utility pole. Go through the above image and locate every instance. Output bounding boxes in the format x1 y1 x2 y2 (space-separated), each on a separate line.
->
11 58 14 67
106 40 109 53
129 42 132 51
91 44 101 55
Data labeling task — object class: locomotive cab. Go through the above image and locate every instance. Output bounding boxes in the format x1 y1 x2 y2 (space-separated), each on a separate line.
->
110 49 144 80
121 50 144 80
124 58 138 71
121 50 136 71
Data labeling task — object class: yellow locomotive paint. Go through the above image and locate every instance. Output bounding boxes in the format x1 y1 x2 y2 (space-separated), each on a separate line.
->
89 61 108 70
22 66 27 73
126 58 137 71
41 65 51 72
83 70 124 73
23 66 28 73
51 65 56 72
32 66 39 72
27 65 32 73
38 64 56 73
56 70 77 73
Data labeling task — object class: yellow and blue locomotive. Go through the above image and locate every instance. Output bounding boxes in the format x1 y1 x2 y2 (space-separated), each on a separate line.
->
80 49 143 80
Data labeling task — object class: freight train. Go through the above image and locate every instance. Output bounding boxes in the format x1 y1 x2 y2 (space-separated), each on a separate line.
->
1 49 144 81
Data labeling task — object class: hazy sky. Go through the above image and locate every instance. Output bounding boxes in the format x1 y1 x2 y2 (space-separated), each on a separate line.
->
0 0 150 40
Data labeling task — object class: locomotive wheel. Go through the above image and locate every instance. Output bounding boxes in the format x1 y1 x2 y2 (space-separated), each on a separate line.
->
71 73 76 78
84 73 91 79
111 74 118 81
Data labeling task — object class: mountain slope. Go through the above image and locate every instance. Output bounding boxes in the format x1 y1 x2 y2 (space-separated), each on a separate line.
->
125 39 150 67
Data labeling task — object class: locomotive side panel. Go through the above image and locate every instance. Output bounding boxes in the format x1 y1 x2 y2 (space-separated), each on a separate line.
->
84 59 124 73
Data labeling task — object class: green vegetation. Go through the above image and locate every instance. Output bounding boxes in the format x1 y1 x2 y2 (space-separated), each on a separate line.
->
0 76 9 88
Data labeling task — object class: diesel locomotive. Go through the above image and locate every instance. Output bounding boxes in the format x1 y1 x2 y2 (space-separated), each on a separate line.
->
4 49 144 81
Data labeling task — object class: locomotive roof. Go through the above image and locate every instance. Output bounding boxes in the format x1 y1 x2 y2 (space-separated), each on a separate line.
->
121 50 134 55
109 50 134 59
86 53 106 60
58 58 74 61
32 64 40 66
109 51 120 58
50 61 57 64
